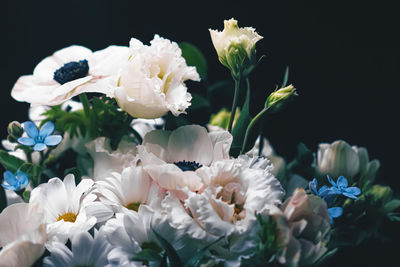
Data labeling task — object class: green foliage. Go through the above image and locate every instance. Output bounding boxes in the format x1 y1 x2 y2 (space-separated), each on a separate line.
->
131 249 163 264
179 42 208 81
43 105 87 137
0 150 25 173
19 163 43 187
22 190 31 202
184 236 224 267
152 228 182 267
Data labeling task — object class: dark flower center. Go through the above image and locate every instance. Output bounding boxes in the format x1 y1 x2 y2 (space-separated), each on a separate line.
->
53 59 89 85
174 160 202 172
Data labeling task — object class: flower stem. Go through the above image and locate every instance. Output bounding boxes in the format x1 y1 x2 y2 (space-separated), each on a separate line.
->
240 107 269 155
228 75 241 132
79 93 96 137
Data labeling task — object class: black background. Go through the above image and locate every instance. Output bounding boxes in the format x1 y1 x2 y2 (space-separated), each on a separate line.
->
1 0 399 265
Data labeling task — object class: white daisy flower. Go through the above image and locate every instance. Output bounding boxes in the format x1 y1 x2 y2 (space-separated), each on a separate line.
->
43 229 113 267
95 166 164 213
86 137 137 181
29 174 112 248
138 125 232 193
112 35 200 119
0 203 47 267
11 45 128 106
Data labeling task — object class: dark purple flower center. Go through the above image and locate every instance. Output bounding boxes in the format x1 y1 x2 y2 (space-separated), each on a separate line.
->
53 59 89 85
174 160 202 172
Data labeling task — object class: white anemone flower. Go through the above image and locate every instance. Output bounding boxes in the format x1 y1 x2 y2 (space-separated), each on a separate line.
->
11 45 128 106
43 229 112 267
113 35 200 119
103 205 198 266
86 137 138 181
95 166 163 213
138 125 233 193
162 156 284 262
0 203 47 267
29 174 112 248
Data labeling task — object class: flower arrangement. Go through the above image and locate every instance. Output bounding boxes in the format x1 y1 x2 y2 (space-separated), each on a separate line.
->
0 18 398 267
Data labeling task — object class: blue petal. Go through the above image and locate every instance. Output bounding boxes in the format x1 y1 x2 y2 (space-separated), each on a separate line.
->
16 171 29 186
337 176 348 188
327 175 337 187
3 171 17 186
329 207 343 218
44 135 62 146
33 143 47 151
318 185 331 197
343 192 358 199
17 137 36 146
345 187 361 196
23 121 39 139
309 178 318 195
39 121 55 138
1 183 15 191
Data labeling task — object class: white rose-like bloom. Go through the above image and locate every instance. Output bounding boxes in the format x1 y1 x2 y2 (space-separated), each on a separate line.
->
209 18 262 75
11 45 128 106
138 125 232 193
43 229 113 267
0 203 47 267
113 35 200 119
29 174 112 248
162 156 284 262
317 140 380 184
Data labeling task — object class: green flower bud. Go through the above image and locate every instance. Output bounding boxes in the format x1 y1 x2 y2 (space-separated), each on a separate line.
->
7 121 23 139
265 85 296 109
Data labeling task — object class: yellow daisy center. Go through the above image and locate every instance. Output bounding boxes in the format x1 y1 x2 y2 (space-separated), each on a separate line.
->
57 212 77 222
126 202 141 212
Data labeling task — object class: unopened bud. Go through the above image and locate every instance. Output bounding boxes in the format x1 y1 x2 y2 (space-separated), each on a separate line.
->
7 121 23 139
265 85 297 109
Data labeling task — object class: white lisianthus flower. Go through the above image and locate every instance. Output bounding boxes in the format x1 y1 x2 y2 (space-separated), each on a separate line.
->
95 166 163 213
0 203 47 267
112 35 200 119
209 18 263 77
43 229 113 267
317 140 380 185
11 45 128 106
29 174 112 248
103 205 198 266
86 137 138 181
138 125 232 193
162 156 284 262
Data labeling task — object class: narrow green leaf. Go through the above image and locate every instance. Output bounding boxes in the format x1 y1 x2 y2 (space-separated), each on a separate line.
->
131 249 162 263
384 199 400 212
0 150 25 173
179 42 207 80
281 66 289 87
185 236 224 267
152 228 182 267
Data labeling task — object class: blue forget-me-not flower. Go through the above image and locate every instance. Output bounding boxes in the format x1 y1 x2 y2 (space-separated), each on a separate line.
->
17 121 62 151
327 175 361 199
328 207 343 224
2 170 29 191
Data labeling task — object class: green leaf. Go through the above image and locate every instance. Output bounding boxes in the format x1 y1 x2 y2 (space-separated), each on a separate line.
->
0 150 25 173
0 187 6 212
230 88 253 156
179 42 207 80
384 199 400 212
185 236 224 267
189 93 210 110
281 66 290 87
152 228 182 267
22 191 30 202
131 249 162 263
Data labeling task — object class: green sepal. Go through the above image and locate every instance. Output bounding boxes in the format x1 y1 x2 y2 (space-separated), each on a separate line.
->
179 42 207 81
0 150 26 173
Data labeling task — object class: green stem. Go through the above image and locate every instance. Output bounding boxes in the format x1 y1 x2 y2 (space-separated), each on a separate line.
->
240 107 269 155
228 75 241 132
79 93 96 137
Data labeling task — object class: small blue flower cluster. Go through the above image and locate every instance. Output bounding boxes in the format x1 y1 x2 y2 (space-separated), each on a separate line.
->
2 171 29 191
309 176 361 224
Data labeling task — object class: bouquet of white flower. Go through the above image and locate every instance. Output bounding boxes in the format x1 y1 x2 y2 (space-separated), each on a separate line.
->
0 18 398 267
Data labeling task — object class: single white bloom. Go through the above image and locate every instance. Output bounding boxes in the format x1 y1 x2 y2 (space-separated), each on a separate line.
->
11 45 128 106
0 203 47 267
86 137 137 181
139 125 232 193
209 18 262 75
43 229 113 267
95 166 163 213
113 35 200 119
29 174 112 248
